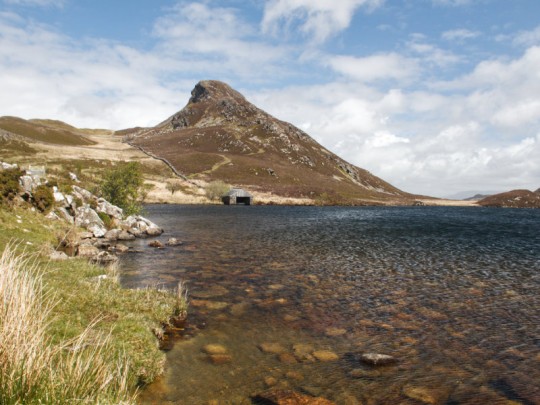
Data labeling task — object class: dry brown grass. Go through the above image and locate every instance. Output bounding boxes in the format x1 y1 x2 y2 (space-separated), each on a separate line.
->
0 244 135 404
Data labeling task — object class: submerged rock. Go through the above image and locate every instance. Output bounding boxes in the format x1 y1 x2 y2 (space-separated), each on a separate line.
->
252 389 335 405
208 354 232 365
258 342 286 354
402 385 448 405
165 237 182 246
202 344 228 355
359 352 397 366
313 350 339 362
148 240 164 248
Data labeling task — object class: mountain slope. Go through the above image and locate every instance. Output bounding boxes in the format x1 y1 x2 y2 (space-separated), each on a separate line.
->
478 189 540 208
0 116 95 146
126 80 412 204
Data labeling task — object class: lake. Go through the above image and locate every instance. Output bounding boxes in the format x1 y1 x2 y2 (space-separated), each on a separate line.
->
119 205 540 404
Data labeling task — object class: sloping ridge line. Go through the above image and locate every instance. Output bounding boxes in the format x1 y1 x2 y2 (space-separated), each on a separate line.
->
125 139 197 185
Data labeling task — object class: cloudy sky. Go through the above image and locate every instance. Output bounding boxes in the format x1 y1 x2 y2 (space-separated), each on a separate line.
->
1 0 539 197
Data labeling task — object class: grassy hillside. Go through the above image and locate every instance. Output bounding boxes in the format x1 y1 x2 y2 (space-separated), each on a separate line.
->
0 116 96 146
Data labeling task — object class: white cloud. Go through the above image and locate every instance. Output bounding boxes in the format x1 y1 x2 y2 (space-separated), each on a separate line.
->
513 25 540 47
407 38 461 67
152 2 290 80
262 0 385 43
329 53 419 83
442 29 481 41
365 131 410 148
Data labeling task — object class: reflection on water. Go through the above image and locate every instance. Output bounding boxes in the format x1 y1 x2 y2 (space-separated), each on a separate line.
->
119 205 540 404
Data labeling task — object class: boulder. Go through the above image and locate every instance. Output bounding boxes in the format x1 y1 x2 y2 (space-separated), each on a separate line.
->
252 390 335 405
69 172 80 182
19 175 39 194
91 251 118 264
77 244 99 258
127 227 143 237
148 240 164 248
53 187 66 203
120 215 138 230
118 230 136 241
79 231 94 239
166 237 182 246
71 186 96 203
46 211 61 221
50 251 69 261
75 206 107 238
104 229 121 241
1 162 18 170
146 226 163 236
56 207 74 224
113 244 129 253
96 198 123 220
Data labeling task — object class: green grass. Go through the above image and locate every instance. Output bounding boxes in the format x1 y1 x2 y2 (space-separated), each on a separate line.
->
0 207 187 402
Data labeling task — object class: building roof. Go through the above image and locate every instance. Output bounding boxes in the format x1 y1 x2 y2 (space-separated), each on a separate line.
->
223 188 252 198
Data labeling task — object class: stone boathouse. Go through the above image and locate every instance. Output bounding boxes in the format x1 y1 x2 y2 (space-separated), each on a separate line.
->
222 188 253 205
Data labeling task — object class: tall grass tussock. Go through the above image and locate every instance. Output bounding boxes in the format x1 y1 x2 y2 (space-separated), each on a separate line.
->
0 244 135 404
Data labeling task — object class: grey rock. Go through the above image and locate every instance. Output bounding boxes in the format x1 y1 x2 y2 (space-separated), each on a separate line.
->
91 251 118 264
104 229 121 240
113 244 129 253
72 186 96 203
19 175 39 194
359 353 397 366
75 206 107 238
56 207 74 224
118 230 136 241
165 237 182 246
127 227 143 237
148 240 164 248
46 211 61 221
69 172 80 182
120 215 137 230
50 251 69 261
96 198 123 220
146 226 163 236
1 161 18 170
77 244 99 258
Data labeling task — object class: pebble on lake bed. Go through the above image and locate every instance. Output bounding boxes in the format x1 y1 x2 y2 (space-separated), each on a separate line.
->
313 350 339 362
258 342 286 354
252 389 335 405
208 354 232 365
202 344 228 355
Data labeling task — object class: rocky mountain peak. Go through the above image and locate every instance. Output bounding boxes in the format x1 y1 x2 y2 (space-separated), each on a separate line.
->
127 80 411 204
189 80 246 104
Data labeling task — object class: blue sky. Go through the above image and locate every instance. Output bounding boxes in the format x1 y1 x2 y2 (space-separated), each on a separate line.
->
1 0 539 197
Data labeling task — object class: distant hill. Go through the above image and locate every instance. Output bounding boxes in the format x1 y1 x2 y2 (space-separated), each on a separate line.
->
478 189 540 208
464 194 492 201
124 80 414 204
0 116 95 146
